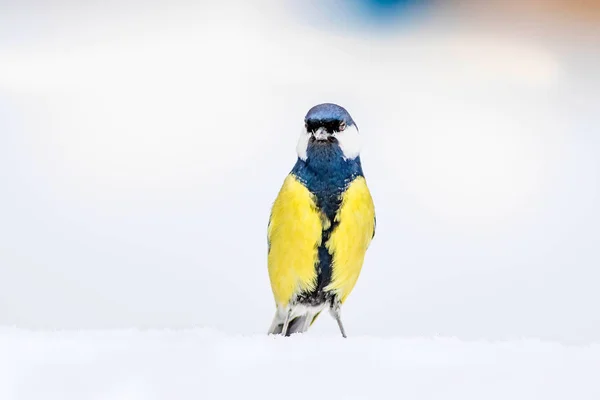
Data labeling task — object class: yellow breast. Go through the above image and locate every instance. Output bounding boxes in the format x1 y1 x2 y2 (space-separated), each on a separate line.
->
326 176 375 303
267 175 321 307
267 174 375 307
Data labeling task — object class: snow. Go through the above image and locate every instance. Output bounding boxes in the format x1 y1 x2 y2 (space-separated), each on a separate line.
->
1 328 599 400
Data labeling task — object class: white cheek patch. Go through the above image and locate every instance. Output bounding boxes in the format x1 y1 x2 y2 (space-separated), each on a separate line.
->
296 126 309 161
335 124 361 160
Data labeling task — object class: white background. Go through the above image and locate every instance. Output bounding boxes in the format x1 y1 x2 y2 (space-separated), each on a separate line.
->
1 0 599 344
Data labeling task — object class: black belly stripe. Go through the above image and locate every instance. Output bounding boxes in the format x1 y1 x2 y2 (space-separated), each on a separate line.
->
289 151 365 307
296 189 343 306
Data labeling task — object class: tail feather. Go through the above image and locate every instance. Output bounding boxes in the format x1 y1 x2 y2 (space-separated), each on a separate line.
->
268 311 284 335
268 308 320 336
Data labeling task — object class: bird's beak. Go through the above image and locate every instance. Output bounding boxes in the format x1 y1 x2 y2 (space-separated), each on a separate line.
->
313 127 328 141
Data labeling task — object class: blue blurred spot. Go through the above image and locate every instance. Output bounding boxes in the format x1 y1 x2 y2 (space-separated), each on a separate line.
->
289 0 433 34
359 0 421 14
350 0 429 24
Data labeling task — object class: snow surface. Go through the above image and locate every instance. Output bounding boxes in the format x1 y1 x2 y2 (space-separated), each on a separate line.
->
1 328 600 400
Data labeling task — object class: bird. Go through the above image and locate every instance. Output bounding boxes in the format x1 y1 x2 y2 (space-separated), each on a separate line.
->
266 103 376 338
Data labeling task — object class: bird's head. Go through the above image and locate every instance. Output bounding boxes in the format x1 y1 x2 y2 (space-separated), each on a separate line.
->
296 103 361 162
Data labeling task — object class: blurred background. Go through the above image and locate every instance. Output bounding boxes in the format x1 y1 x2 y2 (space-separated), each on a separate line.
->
0 0 598 344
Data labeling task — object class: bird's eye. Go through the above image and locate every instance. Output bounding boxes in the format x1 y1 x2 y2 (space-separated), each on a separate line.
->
339 121 346 131
304 121 308 130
